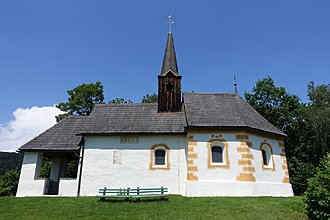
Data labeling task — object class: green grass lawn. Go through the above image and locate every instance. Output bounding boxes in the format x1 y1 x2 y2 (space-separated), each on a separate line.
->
0 195 306 220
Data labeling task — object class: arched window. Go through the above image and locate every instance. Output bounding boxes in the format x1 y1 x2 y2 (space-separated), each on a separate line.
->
208 140 229 168
211 146 223 163
150 144 170 170
260 143 275 170
155 149 166 165
262 149 268 166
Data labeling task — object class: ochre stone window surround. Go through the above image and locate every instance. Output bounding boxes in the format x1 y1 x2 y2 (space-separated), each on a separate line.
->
260 143 275 171
149 144 170 170
207 139 230 169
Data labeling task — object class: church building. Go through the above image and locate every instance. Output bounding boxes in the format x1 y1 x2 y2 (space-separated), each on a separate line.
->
16 30 293 197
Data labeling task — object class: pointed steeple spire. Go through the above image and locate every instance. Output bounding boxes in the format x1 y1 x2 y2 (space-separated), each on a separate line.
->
157 16 182 113
159 32 179 76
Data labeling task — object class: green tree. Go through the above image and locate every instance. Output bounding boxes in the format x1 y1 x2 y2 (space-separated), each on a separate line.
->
65 159 79 178
142 93 158 103
0 152 23 176
287 157 317 196
304 153 330 220
244 76 302 132
0 169 20 196
108 98 132 104
39 159 52 178
56 81 105 122
307 81 330 108
304 82 330 161
244 77 313 195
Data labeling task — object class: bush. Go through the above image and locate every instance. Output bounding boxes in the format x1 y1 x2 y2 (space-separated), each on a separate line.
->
39 159 52 178
304 153 330 219
288 157 317 195
0 169 20 196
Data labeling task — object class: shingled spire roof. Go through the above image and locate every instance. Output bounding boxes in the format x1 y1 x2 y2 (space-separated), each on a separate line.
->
159 33 179 76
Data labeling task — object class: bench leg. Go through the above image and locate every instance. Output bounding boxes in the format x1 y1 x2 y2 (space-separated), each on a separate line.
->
100 197 105 202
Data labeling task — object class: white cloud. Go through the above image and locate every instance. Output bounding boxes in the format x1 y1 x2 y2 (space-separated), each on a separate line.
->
0 106 64 152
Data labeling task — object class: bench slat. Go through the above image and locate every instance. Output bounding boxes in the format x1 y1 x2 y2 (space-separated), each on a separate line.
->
99 190 168 194
99 194 166 198
99 188 168 191
99 187 168 201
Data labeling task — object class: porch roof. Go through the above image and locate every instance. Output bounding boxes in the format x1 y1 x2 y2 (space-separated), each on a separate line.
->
19 116 84 151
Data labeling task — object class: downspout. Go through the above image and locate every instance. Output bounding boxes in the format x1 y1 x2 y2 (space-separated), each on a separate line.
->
177 136 180 194
77 138 85 197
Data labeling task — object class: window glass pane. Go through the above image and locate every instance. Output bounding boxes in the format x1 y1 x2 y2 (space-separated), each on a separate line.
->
211 146 223 163
262 149 268 165
155 149 166 165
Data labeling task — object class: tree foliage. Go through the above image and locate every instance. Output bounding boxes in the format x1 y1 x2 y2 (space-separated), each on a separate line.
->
39 158 79 179
39 159 52 178
244 76 302 132
56 81 105 122
0 169 20 196
65 159 79 178
142 93 158 103
287 157 317 196
0 152 23 176
108 98 132 104
304 82 330 162
304 153 330 220
245 77 330 195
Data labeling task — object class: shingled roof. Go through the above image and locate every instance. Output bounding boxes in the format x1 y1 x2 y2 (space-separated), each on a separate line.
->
19 116 85 151
79 103 187 134
159 33 180 76
183 92 285 136
19 93 285 151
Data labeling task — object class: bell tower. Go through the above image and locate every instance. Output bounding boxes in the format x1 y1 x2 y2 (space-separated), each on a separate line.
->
158 31 182 112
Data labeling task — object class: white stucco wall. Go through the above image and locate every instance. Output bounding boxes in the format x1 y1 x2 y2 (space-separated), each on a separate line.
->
185 131 293 197
80 135 187 196
186 181 293 197
16 152 46 197
17 131 293 197
59 179 78 196
17 152 79 197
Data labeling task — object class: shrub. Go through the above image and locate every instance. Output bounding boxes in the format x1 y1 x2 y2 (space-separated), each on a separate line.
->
288 157 317 195
0 169 20 196
304 153 330 220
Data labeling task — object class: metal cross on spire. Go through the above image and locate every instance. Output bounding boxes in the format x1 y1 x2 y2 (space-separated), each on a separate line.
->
167 15 174 33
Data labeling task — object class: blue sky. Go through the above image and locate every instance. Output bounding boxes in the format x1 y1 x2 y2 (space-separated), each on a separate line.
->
0 0 329 125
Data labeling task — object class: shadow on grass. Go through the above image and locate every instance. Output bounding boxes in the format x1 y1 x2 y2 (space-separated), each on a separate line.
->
98 197 169 203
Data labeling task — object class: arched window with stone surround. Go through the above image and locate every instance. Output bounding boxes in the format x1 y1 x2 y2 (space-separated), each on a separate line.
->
211 146 224 163
149 144 170 170
260 143 275 170
207 140 229 169
155 148 166 165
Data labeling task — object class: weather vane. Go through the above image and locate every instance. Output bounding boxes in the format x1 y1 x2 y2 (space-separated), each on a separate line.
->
167 15 174 33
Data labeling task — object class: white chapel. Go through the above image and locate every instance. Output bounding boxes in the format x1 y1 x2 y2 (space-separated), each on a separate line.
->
16 30 293 197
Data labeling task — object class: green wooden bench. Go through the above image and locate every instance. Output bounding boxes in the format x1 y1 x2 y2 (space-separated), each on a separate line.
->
98 186 168 201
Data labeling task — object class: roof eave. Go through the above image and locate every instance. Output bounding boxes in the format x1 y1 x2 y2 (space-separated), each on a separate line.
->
78 131 187 136
186 126 286 139
18 147 80 152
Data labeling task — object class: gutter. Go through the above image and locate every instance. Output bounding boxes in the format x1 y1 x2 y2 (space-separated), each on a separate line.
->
77 138 85 197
